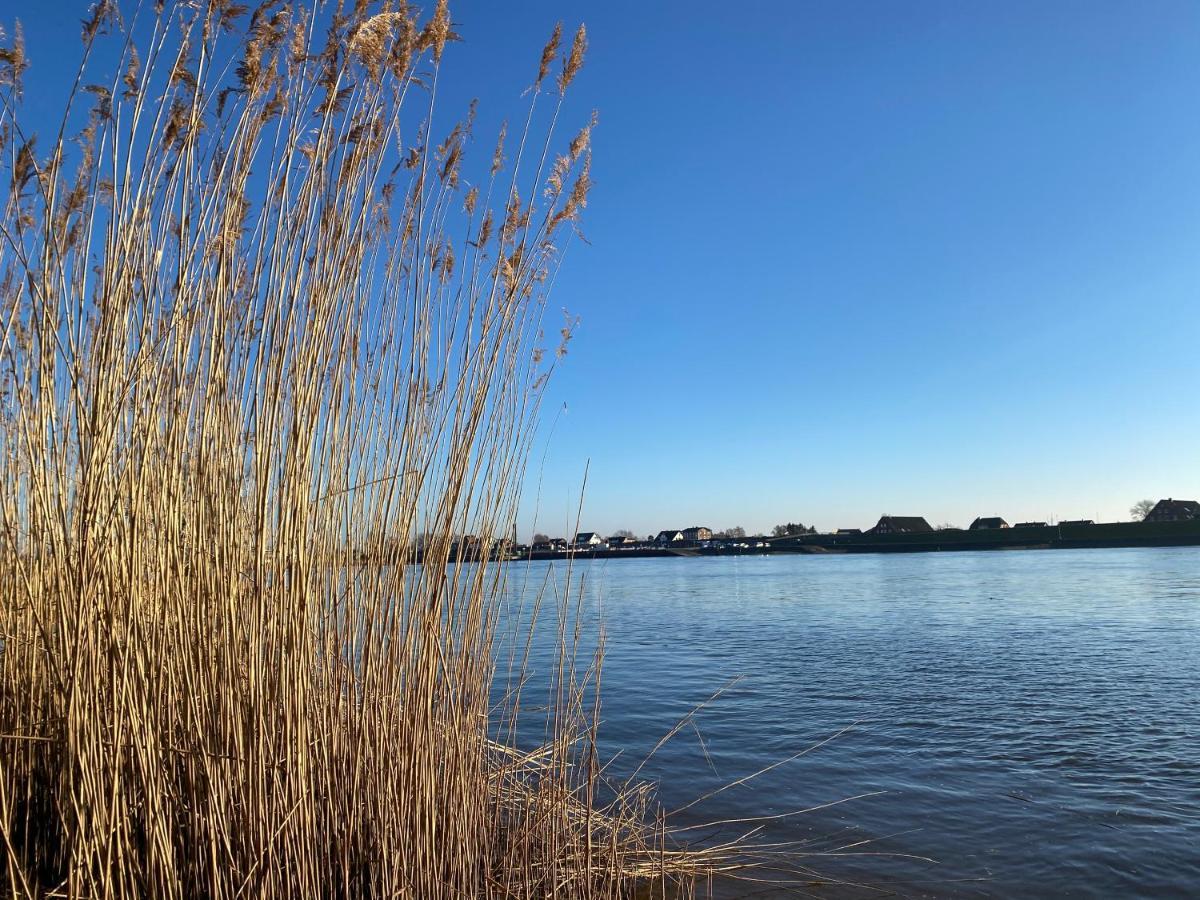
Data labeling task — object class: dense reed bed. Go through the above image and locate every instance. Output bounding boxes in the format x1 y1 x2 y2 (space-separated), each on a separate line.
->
0 2 737 896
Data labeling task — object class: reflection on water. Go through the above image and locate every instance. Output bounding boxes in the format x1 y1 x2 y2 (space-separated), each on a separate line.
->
502 548 1200 898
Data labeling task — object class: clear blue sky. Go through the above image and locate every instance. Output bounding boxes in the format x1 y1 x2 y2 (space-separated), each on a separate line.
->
13 2 1200 537
505 0 1200 538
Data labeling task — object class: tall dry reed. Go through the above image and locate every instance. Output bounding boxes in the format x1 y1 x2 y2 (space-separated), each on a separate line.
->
0 2 726 896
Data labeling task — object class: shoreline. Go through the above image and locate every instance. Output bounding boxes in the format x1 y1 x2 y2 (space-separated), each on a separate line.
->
511 519 1200 561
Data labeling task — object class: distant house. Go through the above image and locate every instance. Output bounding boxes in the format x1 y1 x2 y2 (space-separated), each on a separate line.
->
1060 519 1094 526
573 532 606 548
681 526 713 541
836 528 862 535
533 538 567 551
1143 498 1200 523
870 516 933 535
969 517 1009 530
1014 521 1048 528
607 534 635 546
655 529 684 544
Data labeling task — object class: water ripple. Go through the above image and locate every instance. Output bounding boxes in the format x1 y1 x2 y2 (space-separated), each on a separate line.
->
502 547 1200 897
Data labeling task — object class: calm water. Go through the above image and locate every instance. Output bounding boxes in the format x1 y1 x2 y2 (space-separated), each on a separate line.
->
501 548 1200 897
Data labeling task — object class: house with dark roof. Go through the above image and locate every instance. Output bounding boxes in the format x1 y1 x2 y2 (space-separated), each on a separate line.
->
835 528 862 535
681 526 713 541
1144 498 1200 523
573 532 606 548
655 529 684 544
607 534 635 547
870 516 933 535
969 517 1009 530
1014 521 1048 528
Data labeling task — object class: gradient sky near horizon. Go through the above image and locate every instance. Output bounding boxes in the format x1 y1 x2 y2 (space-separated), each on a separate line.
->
13 1 1200 538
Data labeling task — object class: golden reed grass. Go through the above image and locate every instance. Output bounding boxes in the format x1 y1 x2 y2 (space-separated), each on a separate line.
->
0 2 752 896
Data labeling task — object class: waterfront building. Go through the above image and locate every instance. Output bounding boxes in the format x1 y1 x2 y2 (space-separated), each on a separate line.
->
573 532 607 548
870 516 933 535
655 530 684 544
1144 498 1200 523
681 526 713 541
970 517 1010 530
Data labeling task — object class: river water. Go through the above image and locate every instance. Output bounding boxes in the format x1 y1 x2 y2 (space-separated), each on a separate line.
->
501 547 1200 897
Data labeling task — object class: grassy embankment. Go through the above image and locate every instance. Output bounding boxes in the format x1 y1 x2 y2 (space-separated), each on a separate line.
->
0 3 747 895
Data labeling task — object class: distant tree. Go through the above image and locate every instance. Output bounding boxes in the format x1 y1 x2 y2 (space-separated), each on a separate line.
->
718 526 746 539
1128 501 1156 520
611 528 637 539
1130 499 1156 521
532 532 551 544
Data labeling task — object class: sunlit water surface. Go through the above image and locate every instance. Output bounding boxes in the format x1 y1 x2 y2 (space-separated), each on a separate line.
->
498 548 1200 898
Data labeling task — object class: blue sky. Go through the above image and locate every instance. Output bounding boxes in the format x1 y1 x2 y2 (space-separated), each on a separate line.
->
504 0 1200 537
13 2 1200 537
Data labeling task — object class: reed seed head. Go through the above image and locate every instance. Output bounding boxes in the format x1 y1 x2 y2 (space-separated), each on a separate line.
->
558 23 587 93
537 22 562 87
